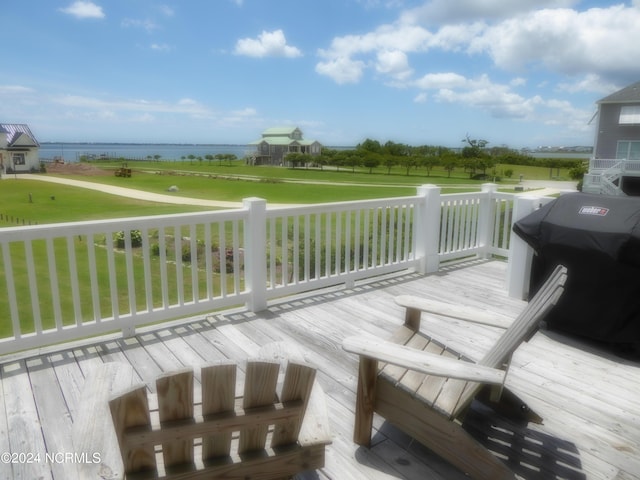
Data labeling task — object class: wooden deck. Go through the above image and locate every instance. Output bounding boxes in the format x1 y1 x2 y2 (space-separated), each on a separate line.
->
0 259 638 480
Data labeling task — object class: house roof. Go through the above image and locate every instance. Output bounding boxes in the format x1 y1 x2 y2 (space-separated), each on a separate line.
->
0 123 40 147
250 125 320 147
262 126 300 136
598 81 640 104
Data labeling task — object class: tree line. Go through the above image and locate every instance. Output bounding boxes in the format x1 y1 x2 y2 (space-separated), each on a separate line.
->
285 137 587 180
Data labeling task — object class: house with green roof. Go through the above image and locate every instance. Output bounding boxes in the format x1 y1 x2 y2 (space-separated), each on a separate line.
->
0 123 40 175
249 127 322 165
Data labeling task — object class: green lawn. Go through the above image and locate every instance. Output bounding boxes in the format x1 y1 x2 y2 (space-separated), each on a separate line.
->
0 179 212 226
2 160 576 226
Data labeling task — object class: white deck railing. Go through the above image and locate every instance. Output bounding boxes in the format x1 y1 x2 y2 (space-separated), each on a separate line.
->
0 183 541 356
583 158 640 194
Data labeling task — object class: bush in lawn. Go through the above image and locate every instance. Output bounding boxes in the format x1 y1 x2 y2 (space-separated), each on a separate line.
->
115 230 143 248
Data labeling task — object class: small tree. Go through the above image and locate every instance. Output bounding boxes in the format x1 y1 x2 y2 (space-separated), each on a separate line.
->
382 155 397 174
362 154 381 174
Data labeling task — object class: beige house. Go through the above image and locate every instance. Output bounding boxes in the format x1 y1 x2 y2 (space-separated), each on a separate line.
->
0 123 40 174
249 127 322 165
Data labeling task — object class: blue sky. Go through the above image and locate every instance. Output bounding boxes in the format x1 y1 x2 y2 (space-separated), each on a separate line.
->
2 0 640 149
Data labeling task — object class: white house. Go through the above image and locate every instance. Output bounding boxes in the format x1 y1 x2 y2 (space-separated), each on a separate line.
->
249 127 322 165
0 123 40 174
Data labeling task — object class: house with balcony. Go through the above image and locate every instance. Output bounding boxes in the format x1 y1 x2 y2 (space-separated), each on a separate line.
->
249 126 322 165
584 81 640 195
0 123 40 174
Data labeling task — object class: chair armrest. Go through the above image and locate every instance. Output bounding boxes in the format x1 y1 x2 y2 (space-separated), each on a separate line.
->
394 295 513 329
342 336 506 385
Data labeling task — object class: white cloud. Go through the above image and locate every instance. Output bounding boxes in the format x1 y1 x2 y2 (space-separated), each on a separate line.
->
231 107 257 117
402 0 578 24
414 72 467 90
315 57 366 84
557 74 618 95
150 43 172 52
121 18 159 33
316 23 431 83
53 95 213 118
234 30 302 58
0 85 34 95
414 73 542 119
159 5 174 17
375 50 413 81
414 92 428 103
469 5 640 80
60 1 105 19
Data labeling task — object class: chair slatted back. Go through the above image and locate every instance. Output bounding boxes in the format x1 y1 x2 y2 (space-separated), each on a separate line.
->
449 264 567 419
480 264 567 369
109 360 319 479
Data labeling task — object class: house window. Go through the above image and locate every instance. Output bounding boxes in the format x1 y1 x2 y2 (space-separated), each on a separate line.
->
12 153 25 165
619 106 640 124
616 141 640 160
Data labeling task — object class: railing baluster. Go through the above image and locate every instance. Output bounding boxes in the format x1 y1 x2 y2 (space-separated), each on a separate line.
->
314 214 321 280
281 216 288 286
123 230 136 317
174 224 184 306
372 207 379 267
292 215 300 284
46 237 63 330
86 233 101 323
345 210 351 273
204 223 213 300
354 210 361 272
158 226 169 308
25 240 42 334
105 231 119 321
1 241 20 339
141 227 153 313
363 209 370 270
219 222 227 297
304 214 311 282
324 212 331 277
335 211 342 274
387 206 395 264
190 224 198 303
232 220 240 294
269 217 276 288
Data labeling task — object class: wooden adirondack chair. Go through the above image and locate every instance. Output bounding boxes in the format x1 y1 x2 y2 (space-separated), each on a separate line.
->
342 264 567 480
109 360 331 480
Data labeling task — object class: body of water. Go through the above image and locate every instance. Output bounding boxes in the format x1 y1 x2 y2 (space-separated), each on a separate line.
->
39 142 591 163
39 143 255 162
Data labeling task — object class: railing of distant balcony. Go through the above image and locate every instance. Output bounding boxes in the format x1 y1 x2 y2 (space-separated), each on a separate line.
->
583 158 640 193
0 183 523 356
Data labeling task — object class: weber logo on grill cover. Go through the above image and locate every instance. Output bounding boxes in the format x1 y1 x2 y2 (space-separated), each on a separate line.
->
579 206 609 216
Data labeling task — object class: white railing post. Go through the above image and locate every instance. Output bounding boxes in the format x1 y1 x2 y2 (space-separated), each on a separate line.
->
415 184 441 274
243 197 268 312
507 195 540 299
478 183 498 258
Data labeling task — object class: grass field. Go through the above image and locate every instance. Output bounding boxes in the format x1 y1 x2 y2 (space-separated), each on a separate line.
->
1 159 577 226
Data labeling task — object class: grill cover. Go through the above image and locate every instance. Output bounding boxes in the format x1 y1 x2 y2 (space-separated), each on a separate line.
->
513 192 640 345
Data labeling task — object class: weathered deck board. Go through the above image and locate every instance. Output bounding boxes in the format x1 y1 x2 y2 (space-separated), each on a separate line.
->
0 259 638 480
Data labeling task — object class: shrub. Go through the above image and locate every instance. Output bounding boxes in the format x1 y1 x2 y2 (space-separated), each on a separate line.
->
114 230 143 248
